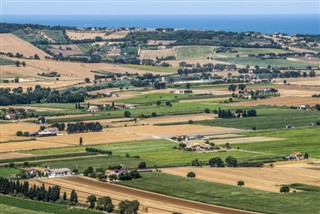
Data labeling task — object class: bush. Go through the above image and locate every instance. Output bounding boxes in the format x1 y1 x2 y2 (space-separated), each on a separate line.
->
188 120 193 124
23 131 30 137
187 172 196 178
280 186 290 193
237 180 245 187
16 131 23 136
138 162 147 169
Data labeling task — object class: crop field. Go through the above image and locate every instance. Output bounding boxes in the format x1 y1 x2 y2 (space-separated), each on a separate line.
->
0 152 36 160
66 30 128 40
0 33 49 59
229 97 320 107
214 57 311 68
31 176 254 214
174 46 216 59
211 136 284 145
274 76 320 86
234 128 320 158
161 166 320 192
122 172 320 214
0 57 15 65
0 195 98 214
122 64 177 73
49 44 83 56
139 48 176 60
196 107 320 130
0 122 40 142
140 113 217 125
0 140 72 153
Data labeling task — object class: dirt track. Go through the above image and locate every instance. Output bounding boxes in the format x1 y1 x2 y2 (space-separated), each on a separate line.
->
34 176 256 214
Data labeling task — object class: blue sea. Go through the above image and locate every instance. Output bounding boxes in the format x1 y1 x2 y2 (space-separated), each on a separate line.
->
2 15 319 35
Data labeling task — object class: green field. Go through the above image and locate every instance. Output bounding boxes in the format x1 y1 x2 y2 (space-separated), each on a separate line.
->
121 173 320 214
196 107 320 130
215 57 311 68
123 64 177 73
119 92 194 104
0 168 20 178
38 155 143 171
0 195 100 214
175 45 216 59
237 127 320 158
26 139 280 168
0 57 15 65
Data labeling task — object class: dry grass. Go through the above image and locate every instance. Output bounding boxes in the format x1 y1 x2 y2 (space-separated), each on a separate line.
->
66 30 128 40
0 152 36 160
0 33 49 59
0 140 70 152
274 76 320 86
0 123 40 142
162 166 320 192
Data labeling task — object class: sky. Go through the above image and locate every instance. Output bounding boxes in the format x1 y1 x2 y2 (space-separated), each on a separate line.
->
1 0 319 15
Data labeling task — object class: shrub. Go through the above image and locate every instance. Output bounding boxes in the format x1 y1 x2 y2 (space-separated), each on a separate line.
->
237 180 245 187
187 172 196 178
16 131 23 136
138 162 147 169
280 186 290 193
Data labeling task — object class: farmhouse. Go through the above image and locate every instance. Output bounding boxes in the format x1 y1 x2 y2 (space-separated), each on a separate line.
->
87 105 99 112
44 168 72 178
38 127 59 137
285 152 303 160
174 89 193 94
5 113 17 120
298 104 310 110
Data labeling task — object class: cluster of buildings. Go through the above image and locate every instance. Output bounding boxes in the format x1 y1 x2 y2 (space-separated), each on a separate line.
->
21 167 72 178
86 104 136 112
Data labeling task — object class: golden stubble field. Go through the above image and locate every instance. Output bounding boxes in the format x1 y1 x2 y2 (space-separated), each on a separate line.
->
0 34 49 59
162 165 320 192
29 176 253 214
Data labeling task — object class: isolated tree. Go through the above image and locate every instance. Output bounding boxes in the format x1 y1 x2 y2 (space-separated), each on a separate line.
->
16 131 23 136
21 61 26 67
283 80 287 84
237 180 245 187
85 77 90 83
15 61 21 67
34 54 40 59
79 137 83 145
165 101 172 107
187 172 196 178
304 153 309 159
156 100 161 106
87 195 97 208
191 158 202 167
70 190 78 205
225 156 238 167
124 111 131 118
228 84 237 92
280 186 290 193
119 200 140 214
97 196 114 212
138 161 147 169
63 191 67 201
209 157 224 167
238 84 246 91
204 108 210 113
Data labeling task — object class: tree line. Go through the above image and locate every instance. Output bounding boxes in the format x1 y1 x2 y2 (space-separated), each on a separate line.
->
66 122 103 133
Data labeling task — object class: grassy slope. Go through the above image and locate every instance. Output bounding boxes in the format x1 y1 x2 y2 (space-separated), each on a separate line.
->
0 195 99 214
121 173 320 214
0 168 20 178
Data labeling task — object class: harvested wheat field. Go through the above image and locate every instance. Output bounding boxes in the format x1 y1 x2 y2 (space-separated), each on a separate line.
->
66 30 128 40
274 76 320 86
0 122 40 142
139 48 176 60
212 136 284 145
110 124 243 138
141 114 217 125
38 131 152 146
0 152 36 160
30 176 254 214
229 97 320 107
0 79 83 91
162 166 320 192
0 34 49 59
0 140 71 153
